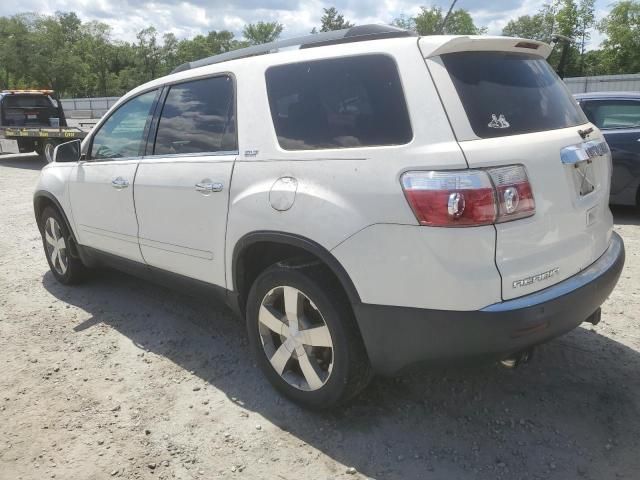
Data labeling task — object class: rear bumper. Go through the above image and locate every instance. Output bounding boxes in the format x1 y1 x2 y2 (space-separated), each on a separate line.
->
353 232 625 375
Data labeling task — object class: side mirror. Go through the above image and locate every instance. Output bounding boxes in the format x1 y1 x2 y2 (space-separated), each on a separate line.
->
53 139 82 163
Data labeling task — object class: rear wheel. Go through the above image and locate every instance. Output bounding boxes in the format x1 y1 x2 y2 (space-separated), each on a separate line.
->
246 261 372 409
40 206 87 284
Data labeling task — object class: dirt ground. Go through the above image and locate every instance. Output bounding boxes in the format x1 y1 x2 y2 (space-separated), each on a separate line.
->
1 151 639 480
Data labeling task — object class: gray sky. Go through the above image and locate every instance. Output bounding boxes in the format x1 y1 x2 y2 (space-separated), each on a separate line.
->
1 0 610 47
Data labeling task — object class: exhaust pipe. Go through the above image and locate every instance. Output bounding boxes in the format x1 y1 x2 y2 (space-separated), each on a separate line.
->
500 348 534 368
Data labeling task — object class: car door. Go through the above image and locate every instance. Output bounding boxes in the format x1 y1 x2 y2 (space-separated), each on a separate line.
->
133 75 237 286
581 98 640 204
68 89 159 261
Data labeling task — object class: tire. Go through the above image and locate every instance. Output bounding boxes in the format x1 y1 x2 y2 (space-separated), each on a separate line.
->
17 138 35 154
43 139 57 163
246 261 372 409
40 206 87 285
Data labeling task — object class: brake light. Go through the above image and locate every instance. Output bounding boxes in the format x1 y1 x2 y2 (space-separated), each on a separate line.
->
401 165 535 227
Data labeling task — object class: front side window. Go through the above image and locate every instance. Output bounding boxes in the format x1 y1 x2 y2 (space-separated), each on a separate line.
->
441 52 587 138
265 55 412 150
581 100 640 130
153 76 236 155
90 90 157 160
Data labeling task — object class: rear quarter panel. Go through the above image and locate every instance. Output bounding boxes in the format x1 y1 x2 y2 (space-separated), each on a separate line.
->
226 38 502 310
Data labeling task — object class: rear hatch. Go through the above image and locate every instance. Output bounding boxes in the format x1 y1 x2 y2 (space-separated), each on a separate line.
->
1 94 58 127
421 37 613 300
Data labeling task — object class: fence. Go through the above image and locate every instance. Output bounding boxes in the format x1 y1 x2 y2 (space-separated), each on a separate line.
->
564 74 640 94
59 96 120 119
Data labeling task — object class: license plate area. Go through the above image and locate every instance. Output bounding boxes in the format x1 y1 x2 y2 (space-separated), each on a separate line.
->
561 139 609 199
573 159 597 197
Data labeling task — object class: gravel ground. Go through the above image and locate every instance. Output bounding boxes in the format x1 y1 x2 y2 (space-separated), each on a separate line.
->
1 152 639 480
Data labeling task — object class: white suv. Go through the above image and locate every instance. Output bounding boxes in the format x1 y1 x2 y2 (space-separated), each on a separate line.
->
34 25 625 408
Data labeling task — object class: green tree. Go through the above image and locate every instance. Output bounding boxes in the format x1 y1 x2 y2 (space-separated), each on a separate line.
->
314 7 353 32
501 1 589 77
29 12 85 95
391 14 415 31
0 14 31 89
79 21 115 96
161 32 179 74
242 21 283 45
413 7 443 34
502 14 548 40
576 0 596 74
395 6 486 35
502 1 560 42
598 0 640 74
135 26 162 82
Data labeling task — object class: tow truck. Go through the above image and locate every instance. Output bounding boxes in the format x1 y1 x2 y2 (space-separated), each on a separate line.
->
0 89 88 163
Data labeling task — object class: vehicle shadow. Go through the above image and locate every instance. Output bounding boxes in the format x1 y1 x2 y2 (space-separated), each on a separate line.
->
612 205 639 226
42 269 640 479
0 153 44 170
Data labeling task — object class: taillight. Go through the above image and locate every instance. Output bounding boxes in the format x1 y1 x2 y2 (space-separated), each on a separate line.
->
488 165 535 222
401 165 535 227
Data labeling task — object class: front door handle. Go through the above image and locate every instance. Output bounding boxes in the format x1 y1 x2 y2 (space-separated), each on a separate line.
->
195 181 223 194
111 177 129 189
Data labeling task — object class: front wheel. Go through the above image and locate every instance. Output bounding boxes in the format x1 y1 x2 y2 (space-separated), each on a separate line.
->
246 262 372 409
40 206 87 284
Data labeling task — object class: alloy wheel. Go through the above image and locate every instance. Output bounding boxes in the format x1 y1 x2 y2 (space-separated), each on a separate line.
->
44 217 68 275
258 286 334 391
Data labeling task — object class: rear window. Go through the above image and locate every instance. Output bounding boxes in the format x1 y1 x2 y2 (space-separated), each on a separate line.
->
4 95 54 109
441 52 586 138
265 55 412 150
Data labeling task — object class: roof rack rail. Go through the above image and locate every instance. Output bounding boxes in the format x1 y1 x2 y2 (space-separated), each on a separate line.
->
171 24 416 74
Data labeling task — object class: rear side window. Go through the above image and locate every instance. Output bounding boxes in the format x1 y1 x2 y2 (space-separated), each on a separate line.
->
581 100 640 130
153 76 236 155
441 52 587 138
265 55 412 150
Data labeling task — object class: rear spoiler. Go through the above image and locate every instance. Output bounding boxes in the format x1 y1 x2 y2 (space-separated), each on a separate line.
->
419 36 552 60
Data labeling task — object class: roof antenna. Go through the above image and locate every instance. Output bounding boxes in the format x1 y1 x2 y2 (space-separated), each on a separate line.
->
440 0 459 34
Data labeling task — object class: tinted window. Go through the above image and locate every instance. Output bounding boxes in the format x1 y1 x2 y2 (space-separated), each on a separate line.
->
581 100 640 130
153 76 236 155
91 90 157 159
266 55 412 150
4 95 54 108
441 52 586 138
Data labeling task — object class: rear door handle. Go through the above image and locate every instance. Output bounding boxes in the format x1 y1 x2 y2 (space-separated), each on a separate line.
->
195 181 223 194
111 177 129 189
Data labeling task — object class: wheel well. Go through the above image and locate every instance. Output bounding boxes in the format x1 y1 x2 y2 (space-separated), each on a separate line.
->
233 239 359 316
34 195 57 231
34 194 76 240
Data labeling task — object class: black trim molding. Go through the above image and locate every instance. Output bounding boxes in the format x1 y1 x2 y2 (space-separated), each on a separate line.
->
232 231 361 305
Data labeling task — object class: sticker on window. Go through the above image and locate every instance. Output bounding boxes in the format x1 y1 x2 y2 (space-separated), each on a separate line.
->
488 114 510 129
